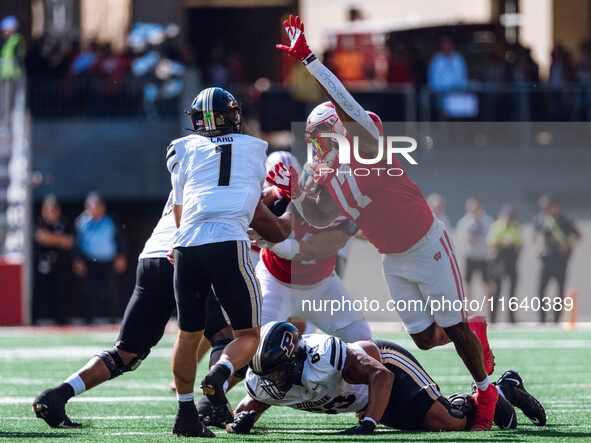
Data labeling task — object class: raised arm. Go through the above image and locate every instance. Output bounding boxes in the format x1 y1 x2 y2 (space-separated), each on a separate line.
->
276 15 381 154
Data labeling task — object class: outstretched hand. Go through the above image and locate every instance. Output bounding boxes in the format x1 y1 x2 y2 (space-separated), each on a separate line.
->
266 162 301 199
276 15 314 64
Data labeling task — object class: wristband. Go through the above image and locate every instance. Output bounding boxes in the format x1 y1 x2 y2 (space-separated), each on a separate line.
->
270 239 300 260
302 53 317 65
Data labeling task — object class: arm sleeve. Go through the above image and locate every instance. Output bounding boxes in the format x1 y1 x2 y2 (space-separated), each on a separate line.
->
305 59 381 140
170 163 184 206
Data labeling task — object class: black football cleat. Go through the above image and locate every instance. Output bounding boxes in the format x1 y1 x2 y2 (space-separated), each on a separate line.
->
32 388 82 429
196 396 224 428
495 370 546 426
172 411 215 437
493 391 518 429
200 371 234 426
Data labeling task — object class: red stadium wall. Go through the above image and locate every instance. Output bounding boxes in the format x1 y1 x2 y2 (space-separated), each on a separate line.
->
0 261 23 325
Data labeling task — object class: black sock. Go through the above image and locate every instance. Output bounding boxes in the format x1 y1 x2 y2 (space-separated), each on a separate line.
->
178 400 197 415
54 383 75 401
210 362 231 382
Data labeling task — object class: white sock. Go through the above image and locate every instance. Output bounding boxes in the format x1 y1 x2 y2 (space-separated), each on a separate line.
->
219 359 234 375
177 392 194 402
65 374 86 396
475 376 490 391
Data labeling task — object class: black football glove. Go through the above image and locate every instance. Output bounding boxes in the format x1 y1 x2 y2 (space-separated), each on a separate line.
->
226 410 257 434
340 418 376 435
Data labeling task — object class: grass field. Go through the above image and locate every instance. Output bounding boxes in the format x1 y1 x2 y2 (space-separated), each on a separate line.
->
0 325 590 442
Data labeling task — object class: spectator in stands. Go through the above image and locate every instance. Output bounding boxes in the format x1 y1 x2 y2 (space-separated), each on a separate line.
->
456 198 494 306
532 193 581 323
1 15 25 126
73 192 127 324
33 195 74 325
574 40 591 120
387 45 414 85
427 36 468 93
549 45 575 120
331 39 367 84
427 36 470 120
426 193 451 229
479 46 512 121
487 204 522 323
207 45 230 86
511 46 539 83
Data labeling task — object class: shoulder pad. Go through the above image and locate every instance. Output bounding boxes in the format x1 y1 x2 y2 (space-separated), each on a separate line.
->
165 140 186 173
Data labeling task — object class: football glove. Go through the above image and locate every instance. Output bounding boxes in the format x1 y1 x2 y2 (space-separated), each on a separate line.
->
248 229 276 250
266 162 301 199
276 15 316 65
226 410 257 434
340 418 376 435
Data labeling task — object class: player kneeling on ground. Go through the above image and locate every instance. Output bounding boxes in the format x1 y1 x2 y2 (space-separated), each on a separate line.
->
228 322 546 435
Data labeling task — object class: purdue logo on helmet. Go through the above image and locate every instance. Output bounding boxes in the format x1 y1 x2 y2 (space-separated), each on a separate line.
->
250 322 306 400
190 87 242 137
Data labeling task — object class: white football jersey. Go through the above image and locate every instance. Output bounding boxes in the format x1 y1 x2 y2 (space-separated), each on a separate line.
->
167 133 267 248
139 191 176 259
245 334 368 414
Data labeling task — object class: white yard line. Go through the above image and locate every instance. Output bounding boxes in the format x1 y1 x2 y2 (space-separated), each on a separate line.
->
0 396 175 405
0 339 589 362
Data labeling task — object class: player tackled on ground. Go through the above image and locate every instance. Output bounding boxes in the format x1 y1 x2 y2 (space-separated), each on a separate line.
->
228 322 546 435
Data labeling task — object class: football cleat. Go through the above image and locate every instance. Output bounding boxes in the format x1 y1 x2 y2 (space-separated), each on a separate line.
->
493 391 518 430
32 389 82 429
200 371 234 426
495 370 546 426
172 411 215 438
196 396 224 428
469 315 495 375
469 383 499 431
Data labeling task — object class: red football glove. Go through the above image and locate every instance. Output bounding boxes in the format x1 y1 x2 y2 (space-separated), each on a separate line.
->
276 15 316 65
266 162 301 199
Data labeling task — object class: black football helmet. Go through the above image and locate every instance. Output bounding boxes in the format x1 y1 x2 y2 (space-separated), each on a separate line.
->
250 322 306 400
189 87 241 137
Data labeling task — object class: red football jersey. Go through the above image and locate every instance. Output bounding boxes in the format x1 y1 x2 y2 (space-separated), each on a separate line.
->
262 213 354 285
320 153 433 254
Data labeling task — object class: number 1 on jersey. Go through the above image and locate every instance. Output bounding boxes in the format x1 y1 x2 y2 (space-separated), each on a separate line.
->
216 144 232 186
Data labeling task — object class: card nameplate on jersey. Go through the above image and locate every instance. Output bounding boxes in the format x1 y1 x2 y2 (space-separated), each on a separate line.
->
214 137 234 144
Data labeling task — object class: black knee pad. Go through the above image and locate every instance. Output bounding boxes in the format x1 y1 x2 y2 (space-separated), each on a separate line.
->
210 339 233 354
98 347 144 379
444 393 476 429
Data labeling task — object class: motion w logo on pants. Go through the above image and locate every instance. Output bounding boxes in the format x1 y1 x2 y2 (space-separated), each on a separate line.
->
433 251 442 262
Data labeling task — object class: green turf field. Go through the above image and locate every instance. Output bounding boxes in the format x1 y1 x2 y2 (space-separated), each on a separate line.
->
0 326 590 442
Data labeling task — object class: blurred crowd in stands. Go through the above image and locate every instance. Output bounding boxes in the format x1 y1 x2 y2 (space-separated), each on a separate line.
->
5 11 591 122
